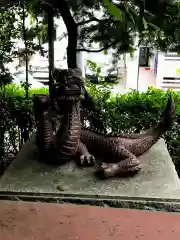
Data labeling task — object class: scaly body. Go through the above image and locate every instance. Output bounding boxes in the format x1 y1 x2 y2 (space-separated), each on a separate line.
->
78 95 176 178
53 100 81 163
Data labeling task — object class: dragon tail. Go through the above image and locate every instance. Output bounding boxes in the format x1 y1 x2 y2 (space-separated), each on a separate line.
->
153 94 176 137
120 95 176 157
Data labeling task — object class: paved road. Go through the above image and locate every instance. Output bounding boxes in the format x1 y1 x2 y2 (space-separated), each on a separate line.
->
138 67 156 91
0 201 180 240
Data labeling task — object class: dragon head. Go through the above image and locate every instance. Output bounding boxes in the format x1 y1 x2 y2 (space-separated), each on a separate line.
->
52 68 84 102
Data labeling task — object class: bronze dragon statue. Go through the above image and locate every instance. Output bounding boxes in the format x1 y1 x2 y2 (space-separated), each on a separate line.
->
33 68 176 179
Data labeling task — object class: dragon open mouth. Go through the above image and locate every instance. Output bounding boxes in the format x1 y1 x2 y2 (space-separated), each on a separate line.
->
52 68 85 102
55 85 83 101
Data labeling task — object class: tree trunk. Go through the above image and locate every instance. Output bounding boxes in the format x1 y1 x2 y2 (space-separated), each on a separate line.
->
67 27 78 69
55 0 78 69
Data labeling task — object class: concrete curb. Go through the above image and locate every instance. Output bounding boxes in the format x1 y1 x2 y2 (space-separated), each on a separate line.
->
0 191 180 212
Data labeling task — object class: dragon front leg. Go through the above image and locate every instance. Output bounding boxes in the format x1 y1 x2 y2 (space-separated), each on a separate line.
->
33 94 56 163
96 146 141 179
76 141 95 166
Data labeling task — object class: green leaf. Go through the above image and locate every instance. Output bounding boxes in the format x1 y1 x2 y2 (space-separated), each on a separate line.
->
97 67 101 74
30 15 36 25
147 22 160 30
107 3 123 22
126 10 135 24
103 0 109 6
104 49 108 55
142 17 148 30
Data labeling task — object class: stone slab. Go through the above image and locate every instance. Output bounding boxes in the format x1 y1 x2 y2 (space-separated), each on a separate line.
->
0 135 180 199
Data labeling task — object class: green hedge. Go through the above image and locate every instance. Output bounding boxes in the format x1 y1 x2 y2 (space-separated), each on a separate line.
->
0 84 49 174
2 83 180 176
4 84 49 98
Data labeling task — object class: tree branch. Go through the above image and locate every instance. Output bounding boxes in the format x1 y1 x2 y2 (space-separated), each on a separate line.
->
76 42 118 52
55 0 77 29
57 32 68 41
77 17 102 26
76 47 107 52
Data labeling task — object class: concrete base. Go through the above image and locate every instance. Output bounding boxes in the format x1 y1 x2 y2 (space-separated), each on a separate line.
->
0 135 180 199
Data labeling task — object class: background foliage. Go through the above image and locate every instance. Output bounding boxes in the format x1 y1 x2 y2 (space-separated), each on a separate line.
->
1 83 180 177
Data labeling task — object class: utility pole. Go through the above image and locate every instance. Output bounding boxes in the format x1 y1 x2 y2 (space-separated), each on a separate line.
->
47 11 55 110
136 0 146 91
22 0 29 99
136 48 140 91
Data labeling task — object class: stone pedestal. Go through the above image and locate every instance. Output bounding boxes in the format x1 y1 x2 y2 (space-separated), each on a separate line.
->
0 135 180 199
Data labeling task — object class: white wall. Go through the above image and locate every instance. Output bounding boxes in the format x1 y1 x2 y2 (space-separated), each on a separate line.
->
156 52 180 88
126 49 139 90
156 52 164 89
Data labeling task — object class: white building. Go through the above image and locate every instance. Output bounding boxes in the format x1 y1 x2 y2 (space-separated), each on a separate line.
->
155 52 180 91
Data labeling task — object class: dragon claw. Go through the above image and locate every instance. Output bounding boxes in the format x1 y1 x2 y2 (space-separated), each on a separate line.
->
79 154 95 166
96 162 141 179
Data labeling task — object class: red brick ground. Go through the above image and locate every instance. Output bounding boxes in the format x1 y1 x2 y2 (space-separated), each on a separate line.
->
0 200 180 240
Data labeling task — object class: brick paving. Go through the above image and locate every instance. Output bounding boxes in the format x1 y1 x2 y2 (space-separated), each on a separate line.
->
0 201 180 240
